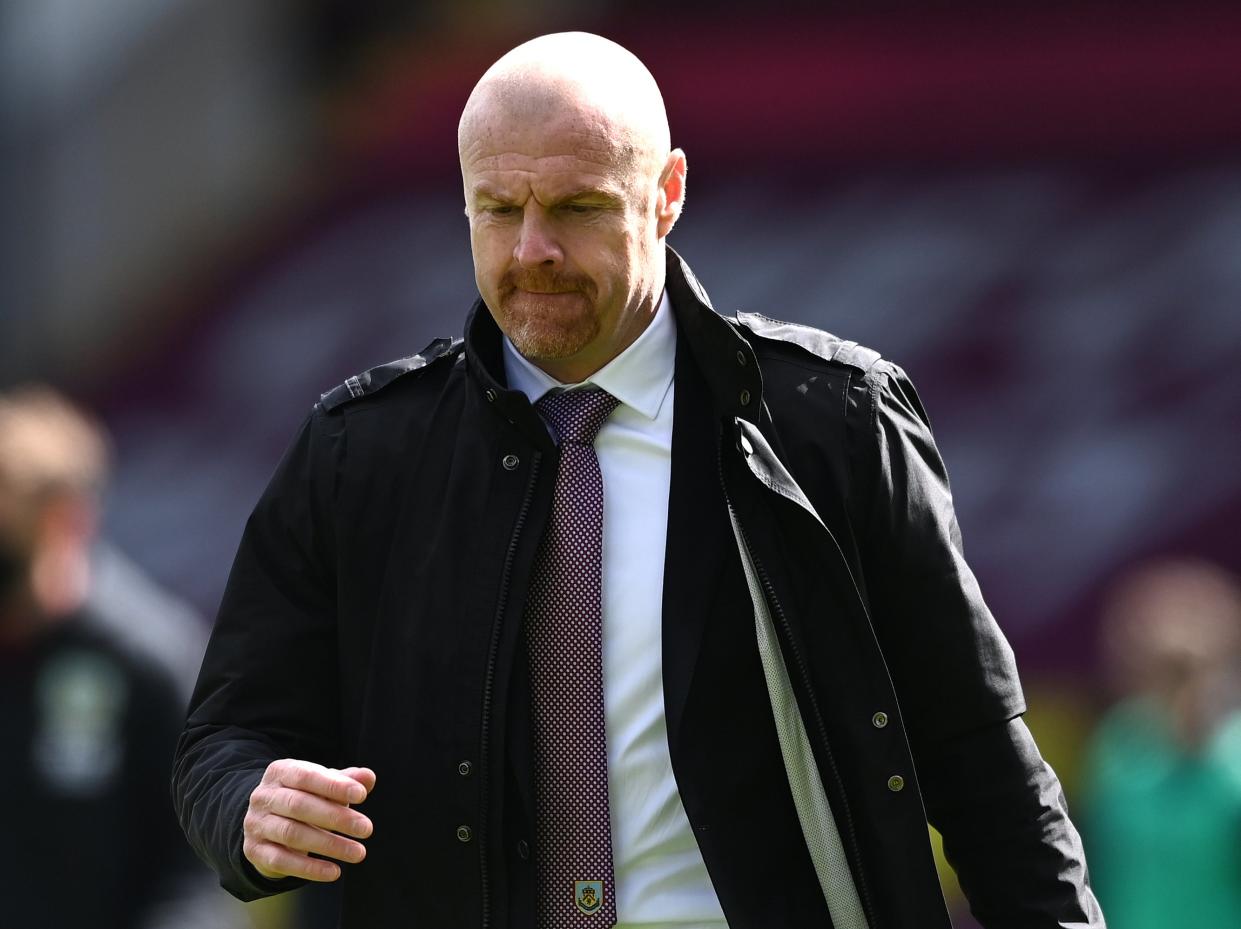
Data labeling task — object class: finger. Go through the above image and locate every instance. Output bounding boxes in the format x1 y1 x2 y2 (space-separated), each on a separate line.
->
246 839 342 883
267 786 373 838
275 761 368 805
340 766 377 796
255 814 367 864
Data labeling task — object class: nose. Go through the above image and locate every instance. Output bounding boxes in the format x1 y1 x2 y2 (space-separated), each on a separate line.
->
513 208 563 269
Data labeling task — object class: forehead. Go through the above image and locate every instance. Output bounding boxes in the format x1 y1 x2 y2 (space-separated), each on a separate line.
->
461 110 639 199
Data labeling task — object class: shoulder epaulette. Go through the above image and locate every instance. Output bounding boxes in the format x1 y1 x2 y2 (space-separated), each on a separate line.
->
735 311 884 375
318 336 463 412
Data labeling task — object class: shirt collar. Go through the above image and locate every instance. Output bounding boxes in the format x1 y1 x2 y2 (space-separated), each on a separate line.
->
502 289 676 421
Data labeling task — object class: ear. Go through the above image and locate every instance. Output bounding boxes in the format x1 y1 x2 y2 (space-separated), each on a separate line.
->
654 148 687 239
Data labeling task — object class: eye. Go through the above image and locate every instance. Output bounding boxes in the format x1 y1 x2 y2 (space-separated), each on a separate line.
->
562 203 600 216
488 205 519 216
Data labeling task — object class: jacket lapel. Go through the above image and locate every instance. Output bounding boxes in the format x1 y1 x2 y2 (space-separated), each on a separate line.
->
661 323 733 750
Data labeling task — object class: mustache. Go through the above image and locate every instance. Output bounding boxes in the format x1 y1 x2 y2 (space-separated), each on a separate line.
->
502 270 596 296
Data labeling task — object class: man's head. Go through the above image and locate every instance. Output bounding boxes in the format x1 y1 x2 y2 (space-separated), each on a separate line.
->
459 32 686 383
1102 559 1241 747
0 386 110 636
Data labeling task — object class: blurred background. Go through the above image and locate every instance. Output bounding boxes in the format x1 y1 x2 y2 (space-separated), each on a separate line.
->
3 0 1240 926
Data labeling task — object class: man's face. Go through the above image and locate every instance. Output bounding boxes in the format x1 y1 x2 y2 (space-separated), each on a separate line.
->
461 108 666 380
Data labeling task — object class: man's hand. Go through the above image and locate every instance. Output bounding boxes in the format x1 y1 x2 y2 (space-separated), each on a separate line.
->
243 759 376 882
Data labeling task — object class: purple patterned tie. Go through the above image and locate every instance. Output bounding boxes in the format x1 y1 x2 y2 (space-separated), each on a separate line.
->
525 387 622 929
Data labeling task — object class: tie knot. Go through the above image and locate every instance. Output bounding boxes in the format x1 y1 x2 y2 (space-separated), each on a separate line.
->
537 388 620 446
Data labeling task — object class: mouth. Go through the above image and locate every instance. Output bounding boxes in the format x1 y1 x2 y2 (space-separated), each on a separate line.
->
508 288 587 304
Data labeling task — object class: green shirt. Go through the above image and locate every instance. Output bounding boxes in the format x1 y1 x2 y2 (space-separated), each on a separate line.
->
1084 700 1241 929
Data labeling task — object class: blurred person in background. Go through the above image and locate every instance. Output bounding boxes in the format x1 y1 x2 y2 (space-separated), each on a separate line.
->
1084 560 1241 929
0 385 243 929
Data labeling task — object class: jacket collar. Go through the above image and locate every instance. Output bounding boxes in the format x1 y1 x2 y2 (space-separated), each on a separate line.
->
463 245 764 440
463 297 556 451
663 245 764 423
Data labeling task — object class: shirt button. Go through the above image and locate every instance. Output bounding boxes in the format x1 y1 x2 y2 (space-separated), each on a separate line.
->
887 775 905 793
457 760 472 777
872 711 889 729
456 825 473 843
501 454 520 470
517 839 530 860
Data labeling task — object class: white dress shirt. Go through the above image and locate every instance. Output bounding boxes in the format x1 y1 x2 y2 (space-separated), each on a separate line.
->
503 291 729 928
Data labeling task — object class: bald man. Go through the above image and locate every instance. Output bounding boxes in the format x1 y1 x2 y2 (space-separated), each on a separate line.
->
174 33 1104 929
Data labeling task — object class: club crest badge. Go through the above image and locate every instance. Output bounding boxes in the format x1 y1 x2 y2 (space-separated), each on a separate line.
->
574 880 604 915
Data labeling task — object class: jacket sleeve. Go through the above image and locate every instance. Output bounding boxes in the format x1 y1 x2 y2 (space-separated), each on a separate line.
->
852 363 1105 927
921 717 1106 929
171 404 344 901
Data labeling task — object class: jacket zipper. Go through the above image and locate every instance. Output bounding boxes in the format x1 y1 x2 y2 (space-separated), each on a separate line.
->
719 433 879 929
478 451 542 929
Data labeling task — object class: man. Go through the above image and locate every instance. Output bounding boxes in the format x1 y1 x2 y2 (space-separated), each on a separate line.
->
174 32 1105 928
0 386 242 929
1085 561 1241 928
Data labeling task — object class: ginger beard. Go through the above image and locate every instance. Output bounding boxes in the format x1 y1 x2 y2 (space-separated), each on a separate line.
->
493 268 603 362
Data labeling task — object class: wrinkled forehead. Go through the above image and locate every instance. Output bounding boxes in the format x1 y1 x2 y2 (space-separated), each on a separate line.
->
464 113 634 170
460 68 666 180
460 101 649 201
463 84 640 162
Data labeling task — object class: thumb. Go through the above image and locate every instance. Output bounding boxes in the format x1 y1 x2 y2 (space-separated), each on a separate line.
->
340 766 376 797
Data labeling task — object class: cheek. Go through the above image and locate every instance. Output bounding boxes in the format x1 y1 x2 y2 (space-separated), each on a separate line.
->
470 227 511 279
594 218 642 265
604 219 649 284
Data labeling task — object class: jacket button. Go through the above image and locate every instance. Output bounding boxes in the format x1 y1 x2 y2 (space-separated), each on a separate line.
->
887 775 905 792
501 454 520 470
457 760 472 777
456 825 473 843
485 389 497 402
736 350 747 367
872 711 889 729
739 389 751 406
517 839 530 860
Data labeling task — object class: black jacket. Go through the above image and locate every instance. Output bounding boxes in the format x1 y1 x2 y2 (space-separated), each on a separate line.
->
174 248 1104 928
3 613 199 929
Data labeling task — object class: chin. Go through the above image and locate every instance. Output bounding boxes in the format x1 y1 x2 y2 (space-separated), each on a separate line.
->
499 292 600 361
507 319 600 362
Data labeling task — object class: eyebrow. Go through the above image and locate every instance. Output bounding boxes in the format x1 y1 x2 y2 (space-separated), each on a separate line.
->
469 183 513 204
556 187 623 204
469 183 624 207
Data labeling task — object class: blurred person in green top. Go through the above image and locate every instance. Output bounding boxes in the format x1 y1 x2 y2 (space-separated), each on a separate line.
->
1085 559 1241 929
